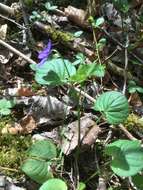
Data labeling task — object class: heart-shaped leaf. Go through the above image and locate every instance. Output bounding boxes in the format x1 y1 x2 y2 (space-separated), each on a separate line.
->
21 159 53 184
27 140 57 160
30 58 76 86
39 178 67 190
94 91 129 124
21 140 57 184
105 140 143 177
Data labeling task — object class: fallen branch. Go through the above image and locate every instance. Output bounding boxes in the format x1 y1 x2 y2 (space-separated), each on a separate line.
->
19 0 35 45
0 39 36 65
74 87 95 103
0 3 15 16
106 60 140 84
119 124 137 140
0 14 26 29
33 21 94 58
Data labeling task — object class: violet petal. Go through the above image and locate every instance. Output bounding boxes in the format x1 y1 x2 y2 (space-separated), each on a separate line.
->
38 40 52 60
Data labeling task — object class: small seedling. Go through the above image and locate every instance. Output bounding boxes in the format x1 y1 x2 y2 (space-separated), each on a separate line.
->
0 98 15 116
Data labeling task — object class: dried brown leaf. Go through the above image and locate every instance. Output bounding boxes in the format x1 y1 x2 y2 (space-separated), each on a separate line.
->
64 6 89 28
2 115 37 134
0 24 7 40
62 116 101 155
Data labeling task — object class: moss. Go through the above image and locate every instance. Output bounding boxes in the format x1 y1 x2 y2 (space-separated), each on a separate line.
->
124 113 143 132
45 27 74 42
0 116 13 129
0 134 32 179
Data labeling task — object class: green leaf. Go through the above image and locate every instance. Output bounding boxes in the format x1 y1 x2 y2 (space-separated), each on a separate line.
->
128 81 143 94
132 174 143 190
27 140 57 160
97 38 106 51
90 63 105 77
70 65 88 83
77 182 86 190
70 63 105 83
29 11 42 21
44 71 63 86
73 31 83 38
21 140 57 184
113 0 130 13
21 159 53 184
39 178 68 190
105 140 143 177
89 16 104 28
73 53 86 66
45 2 57 11
31 58 76 86
94 91 129 124
30 63 37 71
95 17 104 27
0 98 15 115
35 72 49 85
0 98 15 109
0 109 11 115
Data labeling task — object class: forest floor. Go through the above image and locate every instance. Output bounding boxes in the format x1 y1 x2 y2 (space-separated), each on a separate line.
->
0 0 143 190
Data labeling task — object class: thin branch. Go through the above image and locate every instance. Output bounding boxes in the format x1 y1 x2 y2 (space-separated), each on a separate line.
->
74 87 95 103
0 3 15 15
19 0 35 45
0 39 36 65
103 28 143 65
122 36 129 94
0 14 26 29
119 124 137 140
106 60 139 84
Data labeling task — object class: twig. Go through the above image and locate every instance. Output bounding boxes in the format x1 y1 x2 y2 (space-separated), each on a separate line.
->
119 124 137 140
74 87 95 103
0 14 26 29
102 29 125 49
106 60 139 84
130 52 143 65
104 130 112 145
122 36 129 94
0 39 36 65
105 48 119 61
0 166 19 172
103 28 143 65
19 0 35 45
54 8 66 16
0 3 15 15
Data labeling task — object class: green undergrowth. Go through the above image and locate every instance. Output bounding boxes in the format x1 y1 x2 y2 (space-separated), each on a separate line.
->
0 134 32 179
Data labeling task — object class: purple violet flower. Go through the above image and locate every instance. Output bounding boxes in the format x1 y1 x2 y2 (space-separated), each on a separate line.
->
37 39 52 67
